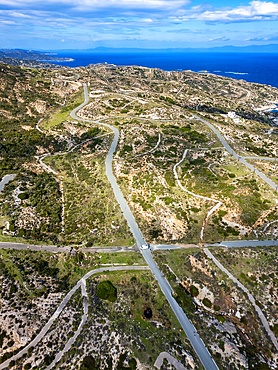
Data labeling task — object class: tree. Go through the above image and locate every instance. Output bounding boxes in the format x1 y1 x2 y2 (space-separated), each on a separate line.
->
96 280 117 302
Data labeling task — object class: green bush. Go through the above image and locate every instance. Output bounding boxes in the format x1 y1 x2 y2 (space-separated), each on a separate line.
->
202 297 212 308
81 355 97 369
18 192 29 200
96 280 117 302
189 285 199 297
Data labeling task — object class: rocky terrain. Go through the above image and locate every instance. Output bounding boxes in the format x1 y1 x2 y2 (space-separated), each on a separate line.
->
0 249 200 370
1 62 278 246
0 60 277 369
0 49 72 68
153 247 278 370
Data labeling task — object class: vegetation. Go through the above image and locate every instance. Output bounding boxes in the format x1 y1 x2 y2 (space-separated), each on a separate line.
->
0 249 200 369
96 280 117 302
153 248 276 369
41 88 84 129
1 61 278 370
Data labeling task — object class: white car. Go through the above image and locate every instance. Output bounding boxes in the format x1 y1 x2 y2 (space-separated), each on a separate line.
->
140 244 150 250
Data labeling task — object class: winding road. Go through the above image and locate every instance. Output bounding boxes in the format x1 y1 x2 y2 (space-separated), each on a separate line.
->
192 114 278 191
172 115 278 349
2 85 276 369
173 148 222 241
0 266 149 370
70 84 219 370
204 248 278 352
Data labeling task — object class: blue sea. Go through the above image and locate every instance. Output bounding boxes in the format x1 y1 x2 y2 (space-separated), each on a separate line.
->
51 51 278 88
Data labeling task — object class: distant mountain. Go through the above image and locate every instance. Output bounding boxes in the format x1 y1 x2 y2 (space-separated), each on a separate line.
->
193 44 278 53
54 44 278 53
1 45 278 59
0 49 72 63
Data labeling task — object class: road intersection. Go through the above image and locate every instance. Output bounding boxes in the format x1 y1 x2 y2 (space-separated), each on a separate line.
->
2 83 278 369
70 84 219 370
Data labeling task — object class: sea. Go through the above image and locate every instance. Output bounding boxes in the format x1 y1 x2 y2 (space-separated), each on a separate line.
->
51 50 278 89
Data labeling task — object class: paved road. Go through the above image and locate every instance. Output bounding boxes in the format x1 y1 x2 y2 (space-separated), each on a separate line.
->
0 174 16 193
192 114 278 191
0 242 136 254
205 240 278 248
0 266 149 370
151 244 182 251
154 351 187 370
70 84 219 370
0 242 71 253
142 249 218 370
204 248 278 352
70 84 146 248
242 156 278 161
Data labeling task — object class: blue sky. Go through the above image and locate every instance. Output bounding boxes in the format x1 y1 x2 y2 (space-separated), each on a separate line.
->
0 0 278 50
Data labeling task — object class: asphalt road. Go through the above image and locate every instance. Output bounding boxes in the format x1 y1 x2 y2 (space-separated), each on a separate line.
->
154 351 187 370
70 84 146 248
1 84 276 369
0 266 149 370
204 248 278 352
142 249 219 370
0 174 16 193
0 242 71 253
206 240 278 248
69 84 219 370
192 114 278 192
0 242 136 254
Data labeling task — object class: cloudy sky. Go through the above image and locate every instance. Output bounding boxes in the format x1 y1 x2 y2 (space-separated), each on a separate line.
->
1 0 278 50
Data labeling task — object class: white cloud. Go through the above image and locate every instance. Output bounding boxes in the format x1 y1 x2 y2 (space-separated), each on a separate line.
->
250 1 278 14
0 0 188 10
194 1 278 22
209 36 230 42
0 20 16 24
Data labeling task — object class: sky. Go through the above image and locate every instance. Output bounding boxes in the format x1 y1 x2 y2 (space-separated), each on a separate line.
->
0 0 278 50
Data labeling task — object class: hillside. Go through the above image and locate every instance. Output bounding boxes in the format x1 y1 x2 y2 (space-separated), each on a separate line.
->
0 62 278 370
1 63 278 245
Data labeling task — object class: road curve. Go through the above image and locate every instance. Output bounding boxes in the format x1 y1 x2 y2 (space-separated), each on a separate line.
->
0 266 149 370
70 84 145 249
154 351 187 370
0 174 16 193
70 84 219 370
173 148 222 241
192 114 278 191
204 248 278 352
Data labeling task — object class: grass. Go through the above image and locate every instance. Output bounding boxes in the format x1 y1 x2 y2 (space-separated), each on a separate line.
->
44 152 134 247
86 269 202 369
0 248 201 369
152 248 276 368
41 89 84 130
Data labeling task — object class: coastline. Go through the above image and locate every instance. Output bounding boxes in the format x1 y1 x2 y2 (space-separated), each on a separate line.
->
49 50 278 88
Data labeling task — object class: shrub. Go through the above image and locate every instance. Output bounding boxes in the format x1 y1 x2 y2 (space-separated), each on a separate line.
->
18 192 29 200
81 355 97 369
189 285 199 297
96 280 117 302
202 297 212 308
